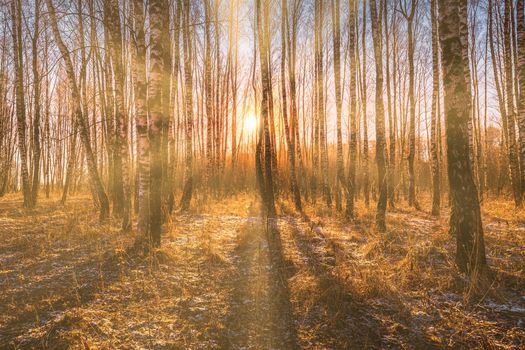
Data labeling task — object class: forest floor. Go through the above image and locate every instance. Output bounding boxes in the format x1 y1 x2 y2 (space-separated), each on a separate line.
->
0 192 524 349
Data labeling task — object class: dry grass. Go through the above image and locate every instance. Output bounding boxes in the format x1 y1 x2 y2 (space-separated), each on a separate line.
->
0 192 523 349
277 194 524 349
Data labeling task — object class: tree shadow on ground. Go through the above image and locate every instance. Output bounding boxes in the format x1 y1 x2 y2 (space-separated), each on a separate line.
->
221 218 298 349
0 236 142 349
283 213 442 349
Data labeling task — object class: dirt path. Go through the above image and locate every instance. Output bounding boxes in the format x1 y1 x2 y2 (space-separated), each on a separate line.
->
168 208 297 349
223 218 297 349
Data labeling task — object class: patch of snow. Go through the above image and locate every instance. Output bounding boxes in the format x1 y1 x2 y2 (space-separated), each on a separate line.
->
485 301 525 314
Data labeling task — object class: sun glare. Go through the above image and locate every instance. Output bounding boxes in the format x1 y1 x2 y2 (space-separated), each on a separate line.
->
245 113 257 135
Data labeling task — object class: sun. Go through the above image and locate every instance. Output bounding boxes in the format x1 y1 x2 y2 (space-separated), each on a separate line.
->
245 113 257 135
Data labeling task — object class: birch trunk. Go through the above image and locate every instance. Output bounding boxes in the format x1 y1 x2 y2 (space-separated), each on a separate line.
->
256 0 276 217
282 0 302 211
105 0 131 229
180 0 194 211
132 0 150 241
400 0 419 209
332 0 344 212
31 0 41 206
148 0 169 246
516 0 525 196
347 0 357 218
431 0 441 216
46 0 109 220
12 0 32 208
439 0 489 283
370 0 388 231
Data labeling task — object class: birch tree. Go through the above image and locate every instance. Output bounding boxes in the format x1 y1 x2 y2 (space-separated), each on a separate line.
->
439 0 489 281
132 0 149 241
148 0 170 246
282 0 302 211
370 0 388 231
400 0 419 209
105 0 131 229
12 0 32 208
180 0 194 211
45 0 110 220
347 0 357 218
430 0 441 216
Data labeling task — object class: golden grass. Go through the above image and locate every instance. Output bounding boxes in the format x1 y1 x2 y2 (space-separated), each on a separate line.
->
0 192 523 349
